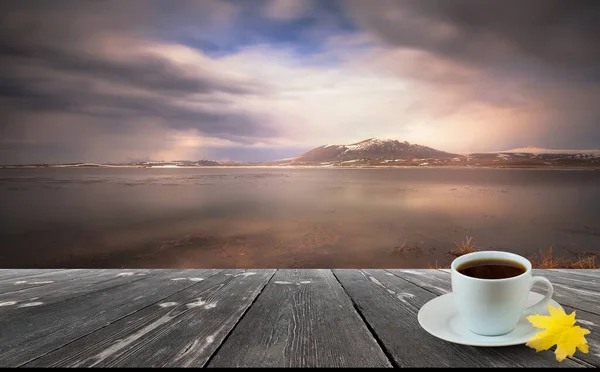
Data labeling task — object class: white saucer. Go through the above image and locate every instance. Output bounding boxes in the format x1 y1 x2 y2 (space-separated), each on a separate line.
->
418 292 562 347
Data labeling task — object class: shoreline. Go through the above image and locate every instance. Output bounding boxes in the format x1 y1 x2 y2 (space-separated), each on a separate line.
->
1 165 599 170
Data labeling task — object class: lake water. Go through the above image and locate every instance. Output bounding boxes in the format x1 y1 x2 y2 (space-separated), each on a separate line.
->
1 167 599 268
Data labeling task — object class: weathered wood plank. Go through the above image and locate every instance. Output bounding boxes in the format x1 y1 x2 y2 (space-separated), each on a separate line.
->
0 269 158 309
550 270 600 279
0 269 221 367
2 269 597 368
530 270 600 316
386 269 451 295
333 269 582 368
25 269 275 368
208 269 392 368
534 269 600 288
0 269 71 283
0 269 123 295
551 269 600 278
389 269 600 368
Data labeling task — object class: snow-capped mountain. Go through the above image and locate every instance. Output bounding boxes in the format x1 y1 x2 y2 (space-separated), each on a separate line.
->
494 146 600 156
266 139 600 167
281 138 460 165
3 140 599 169
465 146 600 167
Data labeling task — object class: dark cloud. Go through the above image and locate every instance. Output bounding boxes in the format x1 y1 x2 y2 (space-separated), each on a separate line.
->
0 0 265 97
345 0 600 79
0 0 599 163
0 0 236 37
0 63 274 137
342 0 600 152
0 40 265 96
0 0 279 164
0 81 271 138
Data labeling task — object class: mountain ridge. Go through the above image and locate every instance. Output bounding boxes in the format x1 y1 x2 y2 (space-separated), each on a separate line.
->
493 147 600 155
1 138 599 168
277 138 460 165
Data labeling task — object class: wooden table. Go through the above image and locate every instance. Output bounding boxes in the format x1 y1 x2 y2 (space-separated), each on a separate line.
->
0 269 598 367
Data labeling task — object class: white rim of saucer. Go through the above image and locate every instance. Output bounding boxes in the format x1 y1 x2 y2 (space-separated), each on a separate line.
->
417 292 562 347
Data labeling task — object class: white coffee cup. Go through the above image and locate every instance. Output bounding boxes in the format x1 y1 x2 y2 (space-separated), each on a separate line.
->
451 251 554 336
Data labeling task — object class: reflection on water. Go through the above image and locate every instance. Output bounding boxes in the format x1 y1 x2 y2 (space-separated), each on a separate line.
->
0 168 599 268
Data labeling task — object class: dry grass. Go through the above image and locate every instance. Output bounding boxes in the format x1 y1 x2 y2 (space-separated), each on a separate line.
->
569 254 598 269
528 247 570 269
526 247 598 269
449 236 479 257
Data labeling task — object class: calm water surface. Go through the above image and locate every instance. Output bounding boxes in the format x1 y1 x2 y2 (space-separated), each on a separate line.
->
1 167 599 268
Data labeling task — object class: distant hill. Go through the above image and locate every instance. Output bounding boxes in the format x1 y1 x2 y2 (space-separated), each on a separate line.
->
274 138 461 165
131 160 223 167
0 160 231 168
2 141 599 169
494 146 600 156
466 146 600 167
263 139 600 168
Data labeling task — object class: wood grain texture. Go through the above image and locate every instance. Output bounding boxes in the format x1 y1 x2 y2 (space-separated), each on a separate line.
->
531 270 600 315
534 269 600 288
25 269 274 368
0 269 157 310
1 269 597 368
391 269 599 368
0 269 107 295
333 269 582 368
386 269 452 295
0 269 70 283
0 269 221 367
0 269 150 297
207 269 392 368
550 270 600 279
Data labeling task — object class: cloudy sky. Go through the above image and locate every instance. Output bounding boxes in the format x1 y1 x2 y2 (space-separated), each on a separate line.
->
1 0 599 164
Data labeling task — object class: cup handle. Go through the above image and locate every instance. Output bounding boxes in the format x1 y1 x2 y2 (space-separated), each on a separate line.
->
523 276 554 316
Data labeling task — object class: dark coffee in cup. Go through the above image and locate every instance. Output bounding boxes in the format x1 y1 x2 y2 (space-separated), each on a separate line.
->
457 258 526 279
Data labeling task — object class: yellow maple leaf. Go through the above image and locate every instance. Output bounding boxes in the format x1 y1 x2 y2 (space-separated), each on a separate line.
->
526 304 590 362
